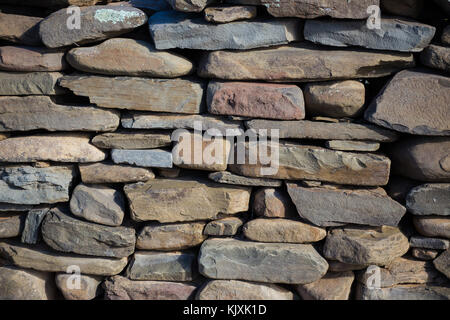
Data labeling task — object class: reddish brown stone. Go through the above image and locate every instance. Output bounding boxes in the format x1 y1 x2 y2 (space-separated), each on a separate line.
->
0 46 66 72
0 12 42 45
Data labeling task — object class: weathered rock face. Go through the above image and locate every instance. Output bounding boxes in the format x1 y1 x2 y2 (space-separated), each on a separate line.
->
197 280 295 300
356 283 450 300
21 208 51 245
203 216 244 236
434 249 450 279
365 70 450 136
253 188 296 218
0 46 66 72
149 11 301 50
0 96 119 132
41 208 135 258
198 238 329 284
92 131 171 150
389 137 450 182
243 218 326 243
406 184 450 216
229 141 391 186
413 216 450 239
304 18 435 52
326 140 380 152
286 184 406 227
39 5 147 48
0 133 107 163
412 248 439 261
204 6 257 23
70 184 125 227
208 172 282 187
207 81 305 120
0 241 128 275
226 0 379 19
59 75 204 113
124 179 251 223
0 12 42 45
126 251 197 281
79 162 155 184
103 275 197 300
420 45 450 72
0 213 24 238
296 271 354 300
111 149 173 168
0 165 74 205
55 274 102 300
136 222 207 251
0 266 56 300
66 38 194 77
323 226 410 266
0 72 65 96
198 43 414 81
165 0 212 12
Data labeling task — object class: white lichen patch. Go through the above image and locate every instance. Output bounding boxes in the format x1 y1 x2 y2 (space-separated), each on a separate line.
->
94 9 141 24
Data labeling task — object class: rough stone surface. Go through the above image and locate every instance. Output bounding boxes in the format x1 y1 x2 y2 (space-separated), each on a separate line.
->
203 217 244 236
325 140 380 152
0 12 42 45
357 283 450 300
0 46 67 72
197 280 294 300
323 226 410 266
60 75 204 113
124 179 251 223
411 248 439 261
136 222 207 251
0 96 120 132
208 172 282 187
198 238 329 284
407 184 450 216
413 216 450 239
149 11 301 50
70 184 125 227
92 131 171 149
67 38 193 77
0 213 24 238
39 5 147 48
111 149 173 168
286 184 406 227
296 271 354 300
410 236 449 250
198 43 415 82
165 0 212 12
421 45 450 72
434 249 450 279
207 81 305 120
79 162 155 184
253 188 296 218
0 72 65 95
365 70 450 136
21 208 50 245
55 273 102 300
204 6 257 23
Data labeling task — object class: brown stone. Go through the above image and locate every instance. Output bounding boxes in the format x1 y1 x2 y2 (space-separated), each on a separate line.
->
166 0 212 12
0 72 65 96
79 162 155 184
55 273 102 300
411 248 439 261
0 12 42 45
434 249 450 279
204 6 257 23
413 216 450 239
296 271 354 300
0 213 24 238
326 140 380 152
253 188 296 218
203 216 244 236
421 45 450 72
0 46 66 72
92 131 172 149
208 171 282 187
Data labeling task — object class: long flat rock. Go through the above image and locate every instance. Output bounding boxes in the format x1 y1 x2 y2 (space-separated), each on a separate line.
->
0 72 65 96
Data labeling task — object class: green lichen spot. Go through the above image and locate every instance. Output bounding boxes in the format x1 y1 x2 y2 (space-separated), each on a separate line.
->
94 9 141 24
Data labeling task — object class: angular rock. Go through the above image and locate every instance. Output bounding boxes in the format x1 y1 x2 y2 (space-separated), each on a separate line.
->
304 80 365 118
413 216 450 239
0 72 65 95
79 162 155 184
59 75 204 113
246 120 399 142
204 6 257 23
253 188 296 218
296 271 354 300
111 149 173 168
326 140 380 152
55 273 102 300
0 96 120 132
304 18 435 52
381 0 423 18
434 249 450 279
165 0 212 12
420 45 450 72
70 184 125 227
0 241 128 275
199 238 328 284
286 184 406 227
197 280 294 300
198 43 415 81
207 81 305 120
0 266 56 300
203 216 244 236
149 11 301 50
124 179 251 222
39 5 147 48
41 208 136 258
0 46 66 72
0 213 24 238
0 12 42 45
226 0 379 19
92 131 171 150
103 275 197 300
21 208 50 245
0 133 107 163
410 236 449 250
411 248 439 261
67 38 193 77
389 137 450 182
126 251 197 281
136 222 207 251
243 218 326 243
0 165 74 205
208 171 282 187
365 70 450 136
323 226 410 266
229 141 391 186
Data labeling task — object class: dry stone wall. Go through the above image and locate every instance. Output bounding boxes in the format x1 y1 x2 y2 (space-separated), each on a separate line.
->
0 0 449 300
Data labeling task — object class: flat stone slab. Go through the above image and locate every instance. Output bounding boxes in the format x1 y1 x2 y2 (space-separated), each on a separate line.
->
326 140 380 152
92 131 172 149
59 75 204 113
204 6 257 23
406 184 450 216
0 165 75 205
111 149 173 168
39 5 147 48
149 11 301 50
356 283 450 300
421 44 450 72
286 184 406 227
0 46 67 72
79 162 155 184
0 72 65 96
198 238 328 284
0 133 107 163
124 179 251 222
296 271 354 300
208 171 282 187
410 236 449 250
67 38 194 77
365 70 450 136
0 96 120 132
304 18 435 52
198 43 414 82
413 216 450 239
0 12 42 45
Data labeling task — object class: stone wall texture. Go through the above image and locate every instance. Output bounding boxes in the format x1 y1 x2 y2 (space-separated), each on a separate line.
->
0 0 449 300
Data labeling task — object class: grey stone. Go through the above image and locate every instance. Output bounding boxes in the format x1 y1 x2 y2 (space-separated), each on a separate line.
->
356 283 450 300
0 213 24 238
421 45 450 72
165 0 212 12
413 216 450 239
203 217 244 236
410 236 449 250
21 208 51 244
326 140 380 152
208 171 282 187
111 149 173 168
434 249 450 279
406 184 450 216
92 131 172 150
0 72 65 95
